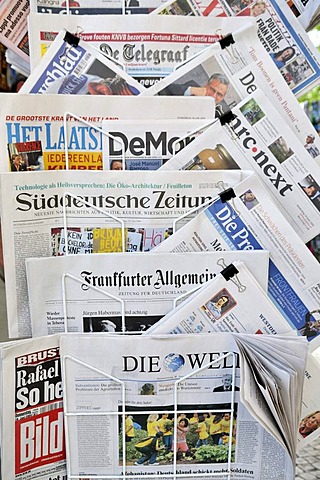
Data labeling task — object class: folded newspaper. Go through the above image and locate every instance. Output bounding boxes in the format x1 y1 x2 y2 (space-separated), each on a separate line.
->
145 260 294 336
153 173 320 350
142 22 320 159
0 168 249 338
151 0 320 96
1 334 66 480
20 29 145 96
101 118 206 170
60 332 307 478
25 251 269 336
0 93 214 171
27 12 253 82
159 89 320 243
0 0 29 62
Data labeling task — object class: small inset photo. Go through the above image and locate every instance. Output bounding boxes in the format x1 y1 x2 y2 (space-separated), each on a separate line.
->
239 98 265 125
299 410 320 438
185 145 240 171
8 140 44 172
139 383 156 395
304 133 319 159
298 174 320 212
269 47 296 70
158 0 196 15
213 373 240 392
280 54 314 89
239 189 259 210
201 288 236 321
268 136 294 163
223 0 255 15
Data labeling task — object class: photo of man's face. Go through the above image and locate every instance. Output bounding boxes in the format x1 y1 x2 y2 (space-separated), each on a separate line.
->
222 374 232 388
205 78 228 103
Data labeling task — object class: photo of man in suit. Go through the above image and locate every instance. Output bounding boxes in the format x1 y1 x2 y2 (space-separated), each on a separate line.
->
213 373 240 392
158 73 230 118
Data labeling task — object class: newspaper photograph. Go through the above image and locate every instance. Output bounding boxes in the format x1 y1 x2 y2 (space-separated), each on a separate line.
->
142 21 320 156
145 261 294 337
153 173 320 350
27 12 253 84
101 119 206 170
1 334 66 480
20 29 145 96
0 168 248 338
151 0 320 96
25 251 269 336
60 332 305 479
160 89 320 243
297 352 320 449
0 0 29 61
0 93 214 171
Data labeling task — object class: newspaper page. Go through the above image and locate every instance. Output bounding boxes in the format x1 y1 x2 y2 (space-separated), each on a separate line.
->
151 0 320 96
27 12 253 83
297 352 320 449
30 0 165 15
26 251 269 336
20 29 145 96
60 332 298 479
159 89 320 243
0 93 214 172
142 22 320 157
153 173 320 350
0 0 29 62
1 334 66 480
101 119 206 170
145 261 294 337
0 168 248 338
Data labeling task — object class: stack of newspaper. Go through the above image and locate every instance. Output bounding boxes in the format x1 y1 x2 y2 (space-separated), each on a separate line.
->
0 2 319 480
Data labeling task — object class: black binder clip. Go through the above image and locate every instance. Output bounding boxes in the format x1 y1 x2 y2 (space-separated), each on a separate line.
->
219 111 236 126
221 264 239 281
64 31 80 47
219 34 235 50
219 187 236 203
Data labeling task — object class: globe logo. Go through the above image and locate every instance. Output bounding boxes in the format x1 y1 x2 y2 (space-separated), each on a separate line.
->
163 353 185 372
